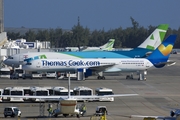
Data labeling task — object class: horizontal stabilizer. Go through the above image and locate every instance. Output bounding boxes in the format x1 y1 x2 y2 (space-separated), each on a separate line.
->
154 60 176 67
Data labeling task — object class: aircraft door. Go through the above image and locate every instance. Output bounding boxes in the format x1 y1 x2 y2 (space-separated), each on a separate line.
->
36 61 41 68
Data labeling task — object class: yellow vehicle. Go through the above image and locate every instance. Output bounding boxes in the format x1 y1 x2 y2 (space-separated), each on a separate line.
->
143 117 156 120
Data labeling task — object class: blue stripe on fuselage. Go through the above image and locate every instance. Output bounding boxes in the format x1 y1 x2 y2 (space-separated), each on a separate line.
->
62 48 151 58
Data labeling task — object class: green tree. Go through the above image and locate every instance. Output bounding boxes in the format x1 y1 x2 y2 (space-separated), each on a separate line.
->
24 30 36 42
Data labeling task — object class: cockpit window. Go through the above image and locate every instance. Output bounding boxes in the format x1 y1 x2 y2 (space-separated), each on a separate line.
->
26 63 32 65
8 56 13 59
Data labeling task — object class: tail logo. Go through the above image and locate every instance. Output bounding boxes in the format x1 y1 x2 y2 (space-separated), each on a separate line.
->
158 44 173 56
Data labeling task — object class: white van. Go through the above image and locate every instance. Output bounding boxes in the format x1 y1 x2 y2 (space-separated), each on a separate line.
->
32 71 42 79
46 71 56 78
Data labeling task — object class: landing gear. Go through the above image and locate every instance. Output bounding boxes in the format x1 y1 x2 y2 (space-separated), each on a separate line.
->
63 114 69 117
138 73 146 81
138 70 147 81
97 71 105 80
126 74 133 79
77 114 80 118
97 76 105 79
126 73 134 79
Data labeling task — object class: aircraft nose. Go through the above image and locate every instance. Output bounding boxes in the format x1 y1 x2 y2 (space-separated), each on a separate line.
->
3 59 10 66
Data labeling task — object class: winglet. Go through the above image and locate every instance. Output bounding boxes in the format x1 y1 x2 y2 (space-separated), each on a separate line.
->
147 35 177 68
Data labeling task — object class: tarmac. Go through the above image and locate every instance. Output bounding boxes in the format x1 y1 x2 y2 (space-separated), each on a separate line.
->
0 54 179 120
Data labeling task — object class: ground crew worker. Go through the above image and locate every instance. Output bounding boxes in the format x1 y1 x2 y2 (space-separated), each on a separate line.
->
82 104 86 115
47 107 53 117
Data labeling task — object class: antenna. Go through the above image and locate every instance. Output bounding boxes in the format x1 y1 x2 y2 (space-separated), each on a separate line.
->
68 72 70 98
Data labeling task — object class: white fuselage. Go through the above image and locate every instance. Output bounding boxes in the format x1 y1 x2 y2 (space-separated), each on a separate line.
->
22 58 153 72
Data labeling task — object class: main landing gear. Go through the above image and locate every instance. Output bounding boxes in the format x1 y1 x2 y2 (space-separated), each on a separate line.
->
97 76 105 79
125 70 147 81
126 73 134 79
97 71 105 79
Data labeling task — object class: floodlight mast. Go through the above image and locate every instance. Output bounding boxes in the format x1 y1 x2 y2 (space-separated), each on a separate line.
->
68 72 70 98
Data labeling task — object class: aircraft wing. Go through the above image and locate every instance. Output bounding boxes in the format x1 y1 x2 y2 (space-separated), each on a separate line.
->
89 64 116 71
0 94 138 101
121 115 169 119
71 94 138 101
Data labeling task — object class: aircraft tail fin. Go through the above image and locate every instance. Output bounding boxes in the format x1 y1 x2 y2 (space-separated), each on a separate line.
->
100 39 115 51
138 24 169 50
147 35 177 68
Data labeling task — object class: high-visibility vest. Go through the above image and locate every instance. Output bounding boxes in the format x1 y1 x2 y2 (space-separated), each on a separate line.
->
83 106 86 111
49 108 53 112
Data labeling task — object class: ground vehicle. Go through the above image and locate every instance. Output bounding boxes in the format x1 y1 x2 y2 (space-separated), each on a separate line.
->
0 68 10 78
10 87 24 102
95 106 108 116
74 86 93 101
10 72 19 79
30 87 49 102
95 87 114 101
4 107 21 117
74 86 93 96
31 71 42 79
57 72 66 79
46 71 56 78
3 87 12 101
14 69 24 78
0 89 3 102
19 86 31 101
22 73 32 79
57 72 77 79
42 86 54 95
53 87 74 96
143 117 156 120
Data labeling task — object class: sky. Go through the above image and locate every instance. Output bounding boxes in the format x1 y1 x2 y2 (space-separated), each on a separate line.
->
4 0 180 31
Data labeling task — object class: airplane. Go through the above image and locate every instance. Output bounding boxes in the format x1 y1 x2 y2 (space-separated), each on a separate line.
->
0 73 138 118
3 24 169 79
81 39 115 51
64 39 115 52
22 35 177 80
4 24 168 68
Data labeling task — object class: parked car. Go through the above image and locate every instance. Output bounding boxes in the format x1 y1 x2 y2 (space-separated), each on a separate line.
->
4 107 21 117
46 71 56 78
